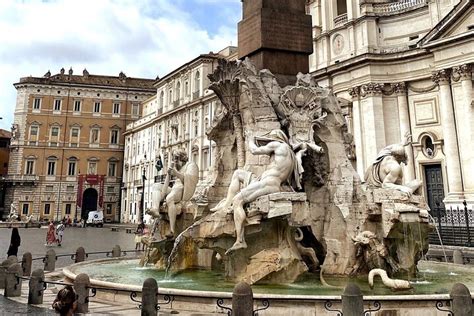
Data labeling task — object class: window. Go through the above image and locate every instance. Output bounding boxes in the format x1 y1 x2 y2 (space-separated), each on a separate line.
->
194 71 200 93
336 0 347 15
44 203 50 215
132 103 139 116
203 150 209 170
30 125 39 138
45 185 54 192
185 81 189 96
107 186 115 193
71 127 79 138
176 82 181 101
110 130 119 144
169 90 173 104
67 185 74 192
94 102 101 113
65 204 72 215
90 128 100 144
88 161 97 174
160 91 164 107
108 162 117 177
25 160 34 175
68 160 76 176
73 100 81 112
113 103 120 114
47 160 56 175
54 99 61 111
51 127 59 137
33 98 41 110
22 204 29 215
106 204 113 215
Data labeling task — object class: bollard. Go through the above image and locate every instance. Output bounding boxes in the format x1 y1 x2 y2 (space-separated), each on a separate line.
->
141 278 158 316
0 257 17 289
450 283 473 316
4 263 22 297
74 273 90 314
22 252 33 276
232 282 253 316
44 249 56 272
342 283 364 316
112 245 121 258
453 250 464 264
75 247 86 263
28 269 45 304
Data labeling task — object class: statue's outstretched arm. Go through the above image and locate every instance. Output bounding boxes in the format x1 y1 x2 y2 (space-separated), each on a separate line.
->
249 140 277 156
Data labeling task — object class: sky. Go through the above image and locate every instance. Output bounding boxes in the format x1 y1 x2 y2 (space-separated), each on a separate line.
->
0 0 241 131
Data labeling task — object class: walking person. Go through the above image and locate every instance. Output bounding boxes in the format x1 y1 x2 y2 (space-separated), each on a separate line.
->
7 227 21 257
52 285 77 316
46 221 57 246
56 221 65 246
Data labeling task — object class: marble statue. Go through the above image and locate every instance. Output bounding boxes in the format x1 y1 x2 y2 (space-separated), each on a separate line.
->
368 269 412 290
351 231 399 275
147 150 198 238
365 134 422 197
7 204 18 222
212 129 301 254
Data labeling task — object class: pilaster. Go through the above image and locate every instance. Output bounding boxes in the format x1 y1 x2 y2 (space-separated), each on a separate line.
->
348 87 364 179
432 69 464 201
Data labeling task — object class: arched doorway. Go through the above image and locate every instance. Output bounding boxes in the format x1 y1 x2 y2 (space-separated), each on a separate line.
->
82 188 98 219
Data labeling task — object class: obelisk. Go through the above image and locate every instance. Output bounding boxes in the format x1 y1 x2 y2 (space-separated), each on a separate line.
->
238 0 313 83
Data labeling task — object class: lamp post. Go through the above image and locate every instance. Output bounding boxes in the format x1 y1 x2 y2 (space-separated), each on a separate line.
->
140 155 147 223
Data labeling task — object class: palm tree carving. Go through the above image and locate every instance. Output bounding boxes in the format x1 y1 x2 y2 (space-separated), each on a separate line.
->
208 59 245 168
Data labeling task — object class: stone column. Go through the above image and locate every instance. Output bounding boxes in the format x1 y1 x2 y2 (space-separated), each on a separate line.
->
360 83 386 170
349 87 364 179
432 70 464 200
393 82 415 182
453 64 474 199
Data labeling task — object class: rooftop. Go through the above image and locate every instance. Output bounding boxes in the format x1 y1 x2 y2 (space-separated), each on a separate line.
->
15 68 156 91
0 129 11 139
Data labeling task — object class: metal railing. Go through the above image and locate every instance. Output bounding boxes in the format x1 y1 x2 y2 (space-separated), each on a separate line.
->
429 200 473 247
333 13 347 27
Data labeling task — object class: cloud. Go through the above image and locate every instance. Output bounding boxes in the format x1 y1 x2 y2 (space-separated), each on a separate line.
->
0 0 240 130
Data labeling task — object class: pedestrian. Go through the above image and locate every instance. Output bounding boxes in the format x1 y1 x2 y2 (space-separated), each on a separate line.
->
52 285 77 316
46 222 57 246
7 227 21 257
56 221 65 246
135 222 145 250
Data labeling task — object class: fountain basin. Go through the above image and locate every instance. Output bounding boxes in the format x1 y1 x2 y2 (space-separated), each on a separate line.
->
62 258 474 315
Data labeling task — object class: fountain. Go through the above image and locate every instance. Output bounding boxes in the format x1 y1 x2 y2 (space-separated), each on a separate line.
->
61 1 473 314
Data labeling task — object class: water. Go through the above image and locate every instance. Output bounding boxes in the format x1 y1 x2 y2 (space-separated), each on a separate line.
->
428 214 448 263
74 260 474 296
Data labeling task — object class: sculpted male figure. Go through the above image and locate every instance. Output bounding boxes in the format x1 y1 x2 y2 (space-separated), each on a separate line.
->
147 150 198 238
212 129 299 254
365 134 421 197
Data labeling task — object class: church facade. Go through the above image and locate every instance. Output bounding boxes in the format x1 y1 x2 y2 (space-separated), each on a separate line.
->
306 0 474 209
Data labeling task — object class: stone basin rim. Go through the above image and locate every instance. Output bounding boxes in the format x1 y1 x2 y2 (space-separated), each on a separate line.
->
61 257 474 300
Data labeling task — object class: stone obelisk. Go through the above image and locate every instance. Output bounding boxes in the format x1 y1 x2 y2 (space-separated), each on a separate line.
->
238 0 313 83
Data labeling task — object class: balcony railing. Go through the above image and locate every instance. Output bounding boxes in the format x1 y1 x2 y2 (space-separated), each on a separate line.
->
333 13 348 27
373 0 427 15
4 175 40 184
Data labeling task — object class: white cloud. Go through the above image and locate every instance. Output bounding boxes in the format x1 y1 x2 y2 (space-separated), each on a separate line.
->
0 0 239 130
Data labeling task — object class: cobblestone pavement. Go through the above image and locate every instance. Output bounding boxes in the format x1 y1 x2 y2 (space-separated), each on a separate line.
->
0 226 137 269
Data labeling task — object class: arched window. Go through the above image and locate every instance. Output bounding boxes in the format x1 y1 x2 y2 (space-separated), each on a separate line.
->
159 91 164 108
185 81 189 96
169 89 173 106
176 81 181 101
194 71 200 93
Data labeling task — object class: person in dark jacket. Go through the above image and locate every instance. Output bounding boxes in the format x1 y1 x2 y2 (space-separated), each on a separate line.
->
7 227 21 257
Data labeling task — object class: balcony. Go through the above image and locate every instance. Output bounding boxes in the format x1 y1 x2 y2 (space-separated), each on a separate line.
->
373 0 427 15
4 174 40 185
333 13 347 28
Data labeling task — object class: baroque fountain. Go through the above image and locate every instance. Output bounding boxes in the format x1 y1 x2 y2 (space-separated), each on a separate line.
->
62 1 473 314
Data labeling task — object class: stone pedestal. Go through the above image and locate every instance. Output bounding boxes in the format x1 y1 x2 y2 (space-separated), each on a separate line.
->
238 0 312 79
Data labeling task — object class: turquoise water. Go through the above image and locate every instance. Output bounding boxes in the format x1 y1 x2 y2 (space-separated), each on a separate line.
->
74 260 474 296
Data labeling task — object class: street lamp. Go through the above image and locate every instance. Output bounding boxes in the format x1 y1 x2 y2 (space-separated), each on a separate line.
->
140 155 147 223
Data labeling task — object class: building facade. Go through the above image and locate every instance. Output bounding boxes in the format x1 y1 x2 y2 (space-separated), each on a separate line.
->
6 68 155 222
306 0 474 209
121 47 237 223
0 129 11 218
